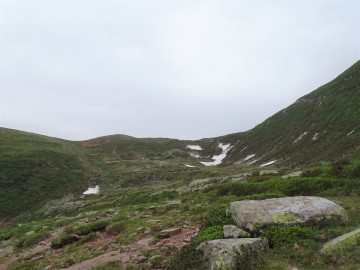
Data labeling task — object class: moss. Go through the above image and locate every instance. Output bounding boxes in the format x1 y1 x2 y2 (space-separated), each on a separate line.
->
272 211 298 224
321 232 360 255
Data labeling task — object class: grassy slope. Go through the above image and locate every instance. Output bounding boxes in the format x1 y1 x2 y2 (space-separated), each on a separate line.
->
0 128 95 217
223 60 360 166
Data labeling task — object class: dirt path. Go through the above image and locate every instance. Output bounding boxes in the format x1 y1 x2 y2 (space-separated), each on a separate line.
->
65 225 199 270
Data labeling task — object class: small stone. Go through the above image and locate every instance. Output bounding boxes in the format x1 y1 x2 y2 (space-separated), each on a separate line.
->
144 229 151 234
43 266 52 270
223 225 250 238
158 228 182 239
25 231 35 236
135 255 147 264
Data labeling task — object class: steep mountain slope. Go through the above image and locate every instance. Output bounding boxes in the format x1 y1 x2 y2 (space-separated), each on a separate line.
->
0 128 95 217
221 60 360 167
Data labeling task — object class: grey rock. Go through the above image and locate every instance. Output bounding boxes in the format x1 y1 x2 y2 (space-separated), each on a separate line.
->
282 171 303 179
223 225 250 238
321 228 360 254
25 231 35 236
158 228 182 239
197 238 268 270
229 196 347 232
259 170 279 176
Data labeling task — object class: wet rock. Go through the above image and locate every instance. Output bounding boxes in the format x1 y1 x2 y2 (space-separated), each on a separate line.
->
229 196 347 232
158 228 182 239
321 228 360 254
223 225 250 238
197 238 268 270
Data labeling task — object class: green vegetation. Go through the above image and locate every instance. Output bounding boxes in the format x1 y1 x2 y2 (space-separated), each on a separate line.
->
193 226 224 245
262 225 315 246
1 62 360 269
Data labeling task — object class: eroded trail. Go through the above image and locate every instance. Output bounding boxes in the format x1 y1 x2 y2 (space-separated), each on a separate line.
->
65 225 199 270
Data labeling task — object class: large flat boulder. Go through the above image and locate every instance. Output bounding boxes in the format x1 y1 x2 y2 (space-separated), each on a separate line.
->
229 196 347 232
321 228 360 254
197 238 268 270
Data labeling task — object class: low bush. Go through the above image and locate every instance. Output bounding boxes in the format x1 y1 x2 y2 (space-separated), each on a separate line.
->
16 231 49 248
201 207 234 229
106 221 126 235
165 243 205 270
72 220 109 236
262 225 315 247
194 225 223 245
51 233 80 249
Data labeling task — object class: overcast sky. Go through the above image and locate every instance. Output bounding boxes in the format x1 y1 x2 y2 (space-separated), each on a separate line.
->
1 0 359 141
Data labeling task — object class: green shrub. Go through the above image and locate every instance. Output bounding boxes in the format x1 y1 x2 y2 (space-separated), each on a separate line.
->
16 231 49 248
51 233 80 249
52 220 109 248
201 207 234 229
166 243 206 270
91 261 120 270
73 220 109 236
194 226 223 245
301 168 323 177
262 225 315 247
106 221 126 235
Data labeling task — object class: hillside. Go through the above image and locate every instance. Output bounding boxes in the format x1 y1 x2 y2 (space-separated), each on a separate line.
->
1 61 359 219
1 62 360 269
0 128 96 218
221 60 360 167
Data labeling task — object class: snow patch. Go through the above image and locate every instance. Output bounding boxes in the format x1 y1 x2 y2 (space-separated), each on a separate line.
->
83 185 100 195
200 143 232 166
312 133 319 141
248 158 260 165
347 130 355 136
244 154 256 161
186 145 203 151
190 152 200 158
294 132 308 143
260 160 277 167
185 164 195 168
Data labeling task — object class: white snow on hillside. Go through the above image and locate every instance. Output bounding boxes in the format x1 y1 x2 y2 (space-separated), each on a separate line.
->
312 133 319 141
244 154 256 161
186 145 203 151
260 160 277 167
83 185 100 195
200 143 232 166
190 152 200 158
347 130 355 136
294 132 308 143
248 158 260 165
185 164 195 168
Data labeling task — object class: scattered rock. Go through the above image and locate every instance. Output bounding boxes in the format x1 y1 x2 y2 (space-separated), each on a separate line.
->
223 225 250 238
134 255 147 264
282 171 303 179
260 169 279 176
229 196 347 232
197 238 268 270
321 228 360 254
158 228 182 239
25 231 35 236
149 255 162 268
